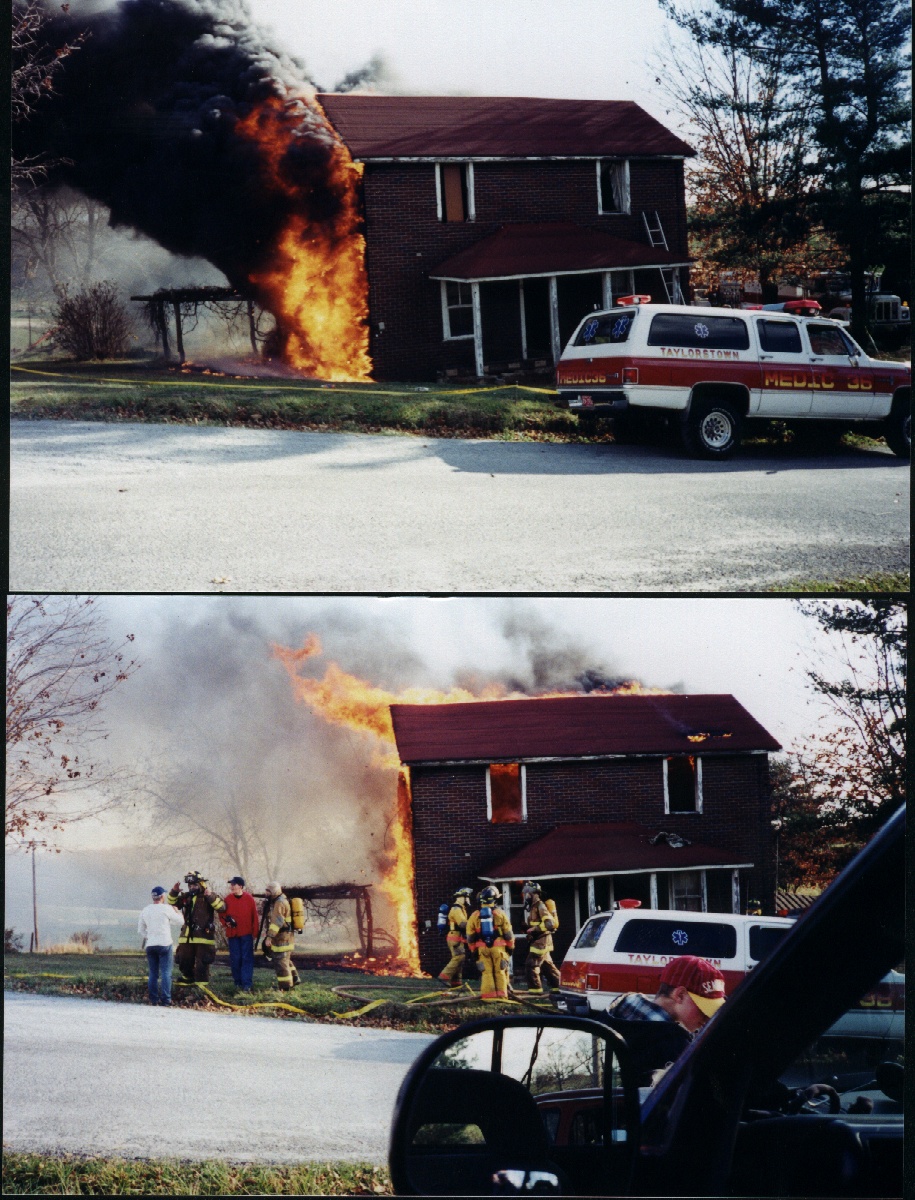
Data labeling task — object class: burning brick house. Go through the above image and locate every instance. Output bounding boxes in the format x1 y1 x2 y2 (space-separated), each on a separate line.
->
318 95 694 380
389 694 781 975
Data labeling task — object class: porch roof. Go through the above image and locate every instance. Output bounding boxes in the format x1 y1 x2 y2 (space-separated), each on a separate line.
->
429 222 691 282
480 822 751 882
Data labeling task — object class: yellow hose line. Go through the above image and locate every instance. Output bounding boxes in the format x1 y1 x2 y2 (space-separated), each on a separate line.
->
330 997 391 1019
174 980 317 1017
10 364 556 397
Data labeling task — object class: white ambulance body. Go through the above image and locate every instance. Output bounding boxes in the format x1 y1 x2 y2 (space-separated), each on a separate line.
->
555 300 911 459
556 908 793 1016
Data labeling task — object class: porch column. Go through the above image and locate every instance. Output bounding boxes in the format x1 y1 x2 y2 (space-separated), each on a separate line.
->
586 876 596 917
731 870 740 914
573 879 581 931
602 271 613 309
471 281 484 377
649 873 659 909
548 275 561 363
701 870 708 913
518 280 528 359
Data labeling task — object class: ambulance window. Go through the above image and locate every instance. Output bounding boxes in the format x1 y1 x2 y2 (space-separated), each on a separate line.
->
757 320 803 353
807 324 849 356
573 914 613 949
574 312 635 346
749 924 789 962
614 918 737 960
486 763 526 823
647 313 750 349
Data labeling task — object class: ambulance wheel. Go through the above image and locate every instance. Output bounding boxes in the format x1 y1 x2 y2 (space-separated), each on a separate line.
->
685 399 742 459
884 395 911 459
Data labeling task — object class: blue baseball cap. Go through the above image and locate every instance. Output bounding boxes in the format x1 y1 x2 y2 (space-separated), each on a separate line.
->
151 886 166 897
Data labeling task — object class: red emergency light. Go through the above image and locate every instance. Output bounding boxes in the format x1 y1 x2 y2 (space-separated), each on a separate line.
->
617 294 652 306
617 898 642 909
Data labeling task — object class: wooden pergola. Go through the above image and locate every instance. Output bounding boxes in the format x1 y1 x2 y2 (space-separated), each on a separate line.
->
130 286 259 362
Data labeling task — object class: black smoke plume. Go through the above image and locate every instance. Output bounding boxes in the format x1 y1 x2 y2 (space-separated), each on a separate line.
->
13 0 345 294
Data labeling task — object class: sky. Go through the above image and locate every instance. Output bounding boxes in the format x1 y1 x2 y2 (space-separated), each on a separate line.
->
249 0 686 130
6 595 841 949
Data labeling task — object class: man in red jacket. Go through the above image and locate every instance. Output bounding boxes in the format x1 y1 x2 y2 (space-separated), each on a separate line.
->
220 876 259 991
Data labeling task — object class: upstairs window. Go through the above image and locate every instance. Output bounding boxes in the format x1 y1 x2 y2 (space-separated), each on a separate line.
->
664 756 702 814
441 281 474 340
437 163 475 221
486 763 526 823
597 160 630 214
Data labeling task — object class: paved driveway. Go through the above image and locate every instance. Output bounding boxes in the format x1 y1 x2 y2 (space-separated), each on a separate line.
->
3 992 434 1162
9 420 909 591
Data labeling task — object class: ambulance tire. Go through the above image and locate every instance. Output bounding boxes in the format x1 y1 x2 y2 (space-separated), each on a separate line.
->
884 394 911 460
685 398 742 459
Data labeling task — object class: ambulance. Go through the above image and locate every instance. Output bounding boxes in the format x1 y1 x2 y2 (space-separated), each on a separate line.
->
555 906 793 1017
556 298 911 459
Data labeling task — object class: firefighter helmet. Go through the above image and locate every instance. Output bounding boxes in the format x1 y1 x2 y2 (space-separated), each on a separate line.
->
265 881 283 897
184 871 207 887
478 885 501 904
522 880 542 895
453 887 473 900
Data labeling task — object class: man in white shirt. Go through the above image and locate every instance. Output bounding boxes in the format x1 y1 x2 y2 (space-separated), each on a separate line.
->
138 885 184 1005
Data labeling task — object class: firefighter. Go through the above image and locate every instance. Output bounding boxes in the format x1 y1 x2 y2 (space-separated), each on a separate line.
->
466 885 515 1001
168 871 229 983
522 880 561 994
438 887 473 988
263 881 300 991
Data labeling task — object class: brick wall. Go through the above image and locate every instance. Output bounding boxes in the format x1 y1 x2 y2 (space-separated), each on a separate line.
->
362 158 688 380
411 751 773 975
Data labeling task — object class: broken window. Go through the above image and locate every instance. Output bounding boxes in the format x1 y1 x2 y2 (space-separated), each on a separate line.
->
664 756 702 814
438 163 474 222
597 160 630 214
486 762 526 823
441 280 474 339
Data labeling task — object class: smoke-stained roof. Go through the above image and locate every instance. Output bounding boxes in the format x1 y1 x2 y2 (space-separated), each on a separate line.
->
480 822 752 880
389 695 781 763
317 95 694 159
430 222 690 281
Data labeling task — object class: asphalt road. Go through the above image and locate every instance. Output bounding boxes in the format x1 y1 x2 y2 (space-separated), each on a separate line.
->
3 992 434 1163
9 420 909 592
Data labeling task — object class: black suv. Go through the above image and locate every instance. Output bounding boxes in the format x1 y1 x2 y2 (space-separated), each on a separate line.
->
389 805 904 1196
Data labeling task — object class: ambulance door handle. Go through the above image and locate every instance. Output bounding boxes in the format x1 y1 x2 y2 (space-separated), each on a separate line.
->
809 356 824 362
760 354 774 360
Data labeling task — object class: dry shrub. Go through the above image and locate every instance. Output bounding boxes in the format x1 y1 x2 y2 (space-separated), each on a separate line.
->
40 941 95 954
53 281 132 359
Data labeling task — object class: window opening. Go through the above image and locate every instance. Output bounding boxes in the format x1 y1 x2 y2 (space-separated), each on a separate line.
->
442 280 474 339
598 160 630 214
664 756 701 813
438 163 473 222
486 762 526 823
669 870 704 912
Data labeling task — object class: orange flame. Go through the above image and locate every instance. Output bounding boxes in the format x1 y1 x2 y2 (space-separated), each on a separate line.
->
272 635 672 974
235 95 372 382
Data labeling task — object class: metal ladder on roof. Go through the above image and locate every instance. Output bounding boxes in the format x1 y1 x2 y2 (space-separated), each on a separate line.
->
642 210 669 250
642 211 683 303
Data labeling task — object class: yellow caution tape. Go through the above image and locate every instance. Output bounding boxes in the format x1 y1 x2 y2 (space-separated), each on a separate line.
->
10 364 556 398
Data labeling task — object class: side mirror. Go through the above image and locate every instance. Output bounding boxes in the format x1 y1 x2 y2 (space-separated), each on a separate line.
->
388 1015 640 1196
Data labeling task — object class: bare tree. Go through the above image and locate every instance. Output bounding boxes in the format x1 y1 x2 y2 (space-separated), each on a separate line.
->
11 1 85 185
12 188 105 294
6 595 140 850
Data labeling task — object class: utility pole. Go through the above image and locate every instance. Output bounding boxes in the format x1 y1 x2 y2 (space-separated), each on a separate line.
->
31 847 40 952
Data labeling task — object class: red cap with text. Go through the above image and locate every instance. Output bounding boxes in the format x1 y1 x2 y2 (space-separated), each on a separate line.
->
661 954 726 1017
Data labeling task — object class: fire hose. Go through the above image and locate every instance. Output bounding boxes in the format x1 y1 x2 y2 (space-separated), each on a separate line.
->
11 364 557 397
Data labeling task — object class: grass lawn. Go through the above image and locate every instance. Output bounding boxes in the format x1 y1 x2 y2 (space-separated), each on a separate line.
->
9 358 585 441
1 1152 392 1196
769 571 910 593
3 951 547 1032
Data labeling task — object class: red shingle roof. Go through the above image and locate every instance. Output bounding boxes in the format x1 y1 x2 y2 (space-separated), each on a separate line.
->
430 222 690 281
481 822 752 880
318 95 694 160
389 694 781 764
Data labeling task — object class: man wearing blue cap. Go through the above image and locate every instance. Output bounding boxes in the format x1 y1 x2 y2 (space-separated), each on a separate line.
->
138 886 184 1005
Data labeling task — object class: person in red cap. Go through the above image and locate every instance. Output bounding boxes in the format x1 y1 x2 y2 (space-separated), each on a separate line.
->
596 955 726 1085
